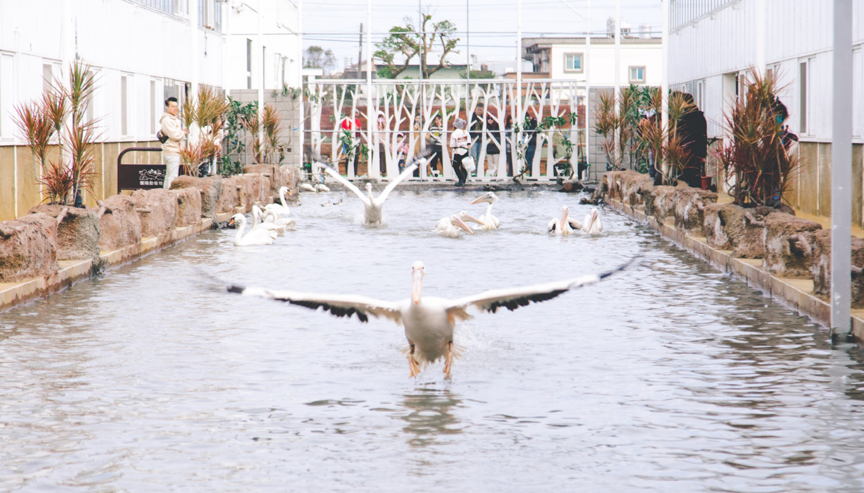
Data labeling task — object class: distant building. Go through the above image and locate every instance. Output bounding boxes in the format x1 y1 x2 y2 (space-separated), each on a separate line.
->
521 36 661 86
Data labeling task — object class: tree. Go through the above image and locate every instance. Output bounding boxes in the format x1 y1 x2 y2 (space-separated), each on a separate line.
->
304 46 337 76
374 12 459 79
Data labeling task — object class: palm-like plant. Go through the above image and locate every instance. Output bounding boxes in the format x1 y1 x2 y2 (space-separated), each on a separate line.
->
39 160 75 205
65 121 99 200
241 113 263 164
714 68 800 207
262 103 283 163
13 101 54 179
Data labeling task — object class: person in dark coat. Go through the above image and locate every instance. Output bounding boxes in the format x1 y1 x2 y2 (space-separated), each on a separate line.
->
676 92 708 188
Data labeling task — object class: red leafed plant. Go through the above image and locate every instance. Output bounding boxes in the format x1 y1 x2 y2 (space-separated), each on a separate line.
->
13 101 54 180
39 160 74 205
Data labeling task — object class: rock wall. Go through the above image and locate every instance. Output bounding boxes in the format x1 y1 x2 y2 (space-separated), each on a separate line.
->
0 213 59 282
601 170 864 308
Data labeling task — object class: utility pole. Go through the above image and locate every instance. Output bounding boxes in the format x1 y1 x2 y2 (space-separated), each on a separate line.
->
358 23 363 78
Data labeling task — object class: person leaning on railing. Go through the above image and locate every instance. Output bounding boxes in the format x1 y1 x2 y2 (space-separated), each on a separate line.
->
450 118 471 186
160 97 187 189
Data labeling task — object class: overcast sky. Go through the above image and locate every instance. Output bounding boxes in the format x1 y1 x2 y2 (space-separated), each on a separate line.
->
301 0 663 72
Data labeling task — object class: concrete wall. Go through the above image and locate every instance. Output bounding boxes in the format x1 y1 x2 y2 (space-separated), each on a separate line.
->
228 89 302 168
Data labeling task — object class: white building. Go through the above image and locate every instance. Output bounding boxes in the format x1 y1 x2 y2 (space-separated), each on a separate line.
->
0 0 299 145
522 36 662 87
0 0 300 219
668 0 864 222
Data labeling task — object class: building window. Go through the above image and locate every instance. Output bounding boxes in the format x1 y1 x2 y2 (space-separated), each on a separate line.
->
246 39 253 89
629 66 646 83
121 75 128 136
799 59 809 135
564 53 583 73
0 54 14 138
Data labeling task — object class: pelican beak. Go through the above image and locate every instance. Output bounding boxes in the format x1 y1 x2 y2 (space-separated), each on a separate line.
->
562 207 569 225
454 216 474 235
469 196 489 205
462 213 484 225
412 269 423 304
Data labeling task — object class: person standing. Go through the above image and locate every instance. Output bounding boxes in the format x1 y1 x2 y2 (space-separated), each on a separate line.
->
469 105 484 174
676 93 707 188
377 117 388 177
524 115 538 177
504 114 513 176
427 114 444 177
340 115 360 175
485 115 501 177
160 97 186 189
450 118 471 186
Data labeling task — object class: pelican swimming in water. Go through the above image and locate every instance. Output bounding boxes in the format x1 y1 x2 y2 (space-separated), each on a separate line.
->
263 208 296 231
223 258 637 378
315 183 331 193
264 187 292 216
251 205 283 234
581 208 603 234
317 159 421 225
469 192 501 230
228 213 277 246
300 183 316 193
547 205 583 235
435 213 476 238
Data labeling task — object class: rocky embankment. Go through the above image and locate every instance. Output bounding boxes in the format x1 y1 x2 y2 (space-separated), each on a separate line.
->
0 166 299 287
601 170 862 309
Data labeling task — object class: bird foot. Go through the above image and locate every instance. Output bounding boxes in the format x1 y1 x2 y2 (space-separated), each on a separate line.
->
443 341 453 380
407 348 421 378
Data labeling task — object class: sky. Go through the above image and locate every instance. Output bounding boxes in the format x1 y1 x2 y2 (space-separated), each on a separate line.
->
301 0 663 73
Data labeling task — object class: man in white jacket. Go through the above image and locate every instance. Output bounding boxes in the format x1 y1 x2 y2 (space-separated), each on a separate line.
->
160 97 186 189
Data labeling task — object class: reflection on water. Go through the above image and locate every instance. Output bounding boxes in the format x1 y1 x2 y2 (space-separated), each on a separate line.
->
399 387 463 447
1 190 864 491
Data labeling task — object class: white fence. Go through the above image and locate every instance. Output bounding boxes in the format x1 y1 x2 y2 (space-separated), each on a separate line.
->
304 79 588 181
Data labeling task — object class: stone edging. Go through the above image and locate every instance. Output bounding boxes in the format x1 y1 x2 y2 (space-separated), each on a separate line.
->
0 210 236 311
607 198 864 342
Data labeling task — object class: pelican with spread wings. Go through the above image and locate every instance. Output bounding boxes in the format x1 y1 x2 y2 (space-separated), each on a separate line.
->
224 257 637 379
315 153 427 225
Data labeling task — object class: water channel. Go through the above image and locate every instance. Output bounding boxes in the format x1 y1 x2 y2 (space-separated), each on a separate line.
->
2 190 864 491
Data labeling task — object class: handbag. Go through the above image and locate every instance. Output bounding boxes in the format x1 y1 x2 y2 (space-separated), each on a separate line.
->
156 129 169 144
462 155 476 173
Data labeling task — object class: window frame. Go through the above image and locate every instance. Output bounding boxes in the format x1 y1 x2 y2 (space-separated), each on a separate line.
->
629 66 646 84
563 52 584 74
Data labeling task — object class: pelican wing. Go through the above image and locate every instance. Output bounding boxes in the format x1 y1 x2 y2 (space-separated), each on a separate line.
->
226 284 402 324
316 162 371 206
445 257 638 316
567 217 583 229
377 162 418 203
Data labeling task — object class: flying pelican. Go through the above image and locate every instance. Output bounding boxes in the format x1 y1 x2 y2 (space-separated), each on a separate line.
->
582 208 603 234
435 213 475 238
469 192 501 230
264 187 291 216
228 213 277 246
547 205 583 235
223 258 637 378
317 159 420 225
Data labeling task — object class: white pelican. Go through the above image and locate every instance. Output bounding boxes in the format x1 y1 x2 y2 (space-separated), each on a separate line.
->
435 214 475 238
300 183 316 193
317 160 419 225
251 205 282 234
224 258 636 378
582 208 603 234
228 213 277 246
264 187 291 216
315 183 331 193
469 192 501 230
547 205 583 235
263 208 295 231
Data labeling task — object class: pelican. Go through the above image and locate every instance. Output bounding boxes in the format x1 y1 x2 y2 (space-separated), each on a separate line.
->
300 183 316 193
317 160 419 225
315 183 331 193
469 192 501 230
251 205 282 234
582 208 603 234
228 213 277 246
263 208 295 231
547 205 583 235
224 258 637 378
435 214 475 238
264 187 291 216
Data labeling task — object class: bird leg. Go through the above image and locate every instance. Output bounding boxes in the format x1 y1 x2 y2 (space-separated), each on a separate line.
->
408 344 421 378
443 341 454 380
